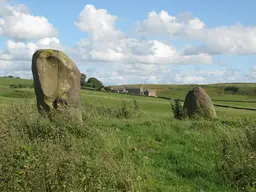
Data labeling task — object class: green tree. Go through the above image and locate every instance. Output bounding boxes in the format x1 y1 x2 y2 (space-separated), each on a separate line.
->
104 86 112 92
87 77 103 90
224 85 239 95
80 73 87 86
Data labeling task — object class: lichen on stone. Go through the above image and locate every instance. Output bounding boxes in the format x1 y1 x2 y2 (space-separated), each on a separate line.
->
32 49 82 122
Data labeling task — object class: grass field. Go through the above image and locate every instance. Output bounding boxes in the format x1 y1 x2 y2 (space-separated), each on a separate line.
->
1 77 256 191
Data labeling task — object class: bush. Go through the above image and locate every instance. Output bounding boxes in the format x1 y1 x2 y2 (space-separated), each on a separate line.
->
171 99 187 120
116 100 133 119
9 84 33 89
133 98 140 111
9 84 18 89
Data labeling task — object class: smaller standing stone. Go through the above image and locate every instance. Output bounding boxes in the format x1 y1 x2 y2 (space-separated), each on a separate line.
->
183 87 216 118
31 49 82 122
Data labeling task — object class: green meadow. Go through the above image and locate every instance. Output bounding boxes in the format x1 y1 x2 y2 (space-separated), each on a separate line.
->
0 77 255 191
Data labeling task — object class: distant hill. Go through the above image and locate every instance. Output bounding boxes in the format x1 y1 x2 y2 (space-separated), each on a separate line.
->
0 77 33 88
109 83 256 101
1 77 256 101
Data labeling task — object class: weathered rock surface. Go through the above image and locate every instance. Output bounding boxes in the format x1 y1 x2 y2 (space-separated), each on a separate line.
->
32 49 82 122
183 87 216 118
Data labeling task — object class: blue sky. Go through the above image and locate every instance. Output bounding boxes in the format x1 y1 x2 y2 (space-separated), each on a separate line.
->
0 0 256 84
17 0 256 44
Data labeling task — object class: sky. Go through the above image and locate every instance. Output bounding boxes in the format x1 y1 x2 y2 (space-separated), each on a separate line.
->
1 0 256 85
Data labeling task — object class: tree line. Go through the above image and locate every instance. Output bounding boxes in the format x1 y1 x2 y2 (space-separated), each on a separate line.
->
80 73 105 91
5 73 105 91
224 85 239 95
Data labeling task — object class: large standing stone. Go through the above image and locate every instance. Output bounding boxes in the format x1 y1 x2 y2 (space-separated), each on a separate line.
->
32 49 82 122
183 87 216 118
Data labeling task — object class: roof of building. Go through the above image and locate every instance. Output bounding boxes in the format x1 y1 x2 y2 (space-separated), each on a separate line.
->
125 87 142 90
145 89 156 92
110 86 144 90
110 87 124 90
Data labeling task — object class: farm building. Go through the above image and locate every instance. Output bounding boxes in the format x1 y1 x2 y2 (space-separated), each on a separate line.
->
108 86 156 97
109 87 128 94
109 87 119 93
119 87 128 94
126 86 144 95
144 89 156 97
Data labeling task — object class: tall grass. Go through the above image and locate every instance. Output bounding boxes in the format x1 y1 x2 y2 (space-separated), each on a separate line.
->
216 119 256 191
0 99 255 191
0 101 141 192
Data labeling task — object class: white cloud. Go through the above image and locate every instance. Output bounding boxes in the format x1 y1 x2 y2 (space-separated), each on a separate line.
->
182 24 256 55
0 0 58 41
0 0 31 16
83 62 209 85
0 60 33 79
0 18 4 35
196 69 227 77
0 37 62 61
99 66 253 85
1 3 212 82
173 74 205 84
69 37 212 65
88 65 208 85
0 37 63 78
0 0 10 16
10 4 31 14
136 10 205 37
71 5 212 66
117 63 157 76
0 40 36 61
135 10 185 36
136 10 256 55
74 4 124 41
194 68 253 83
252 66 256 79
0 3 254 85
0 60 30 71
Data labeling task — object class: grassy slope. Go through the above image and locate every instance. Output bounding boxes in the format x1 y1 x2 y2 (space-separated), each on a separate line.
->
1 87 256 118
0 80 256 191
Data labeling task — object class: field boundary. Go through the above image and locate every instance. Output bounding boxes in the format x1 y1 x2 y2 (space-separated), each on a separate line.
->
212 104 256 111
211 99 256 103
176 99 256 111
